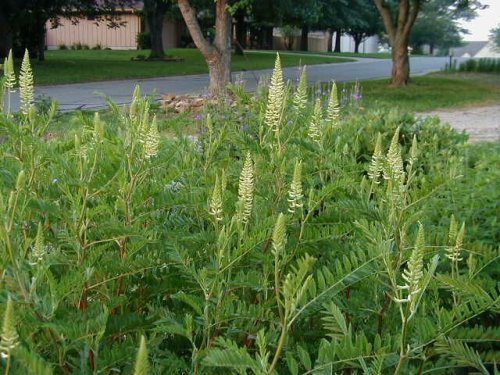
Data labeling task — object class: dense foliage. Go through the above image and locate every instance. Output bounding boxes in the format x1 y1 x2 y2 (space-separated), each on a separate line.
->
457 58 500 73
0 54 498 374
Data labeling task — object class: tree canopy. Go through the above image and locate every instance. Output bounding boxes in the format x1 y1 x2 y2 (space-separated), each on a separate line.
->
409 0 479 54
490 24 500 49
373 0 484 86
0 0 132 60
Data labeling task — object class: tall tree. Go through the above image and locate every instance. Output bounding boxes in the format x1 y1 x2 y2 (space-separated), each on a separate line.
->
144 0 174 59
178 0 232 96
228 0 252 55
0 0 16 58
316 0 350 53
489 24 500 49
373 0 484 86
247 0 287 50
344 0 382 53
373 0 422 86
283 0 321 51
410 0 480 54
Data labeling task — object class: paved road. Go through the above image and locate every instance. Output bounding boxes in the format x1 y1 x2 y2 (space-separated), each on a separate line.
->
10 56 450 112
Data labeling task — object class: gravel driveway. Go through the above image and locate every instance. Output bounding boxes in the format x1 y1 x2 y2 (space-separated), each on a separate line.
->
419 105 500 143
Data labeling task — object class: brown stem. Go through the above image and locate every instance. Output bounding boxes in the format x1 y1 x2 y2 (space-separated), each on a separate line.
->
345 287 352 325
79 282 88 311
89 348 95 372
377 292 392 336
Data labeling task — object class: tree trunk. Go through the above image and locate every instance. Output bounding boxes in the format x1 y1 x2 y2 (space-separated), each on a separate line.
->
327 29 333 52
207 51 231 96
144 0 166 59
36 21 46 61
210 0 232 96
391 36 410 86
334 28 341 53
300 25 309 51
373 0 421 86
353 34 362 54
234 9 246 55
0 12 13 59
264 26 273 49
429 43 434 55
178 0 232 97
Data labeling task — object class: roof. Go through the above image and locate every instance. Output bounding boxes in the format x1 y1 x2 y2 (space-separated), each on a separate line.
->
453 41 488 58
91 0 143 11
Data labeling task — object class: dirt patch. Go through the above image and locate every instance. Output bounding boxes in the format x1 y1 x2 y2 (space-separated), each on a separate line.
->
419 105 500 143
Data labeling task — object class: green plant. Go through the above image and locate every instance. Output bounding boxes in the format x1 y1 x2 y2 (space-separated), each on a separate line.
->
71 42 89 51
0 52 498 375
458 58 500 73
136 32 151 50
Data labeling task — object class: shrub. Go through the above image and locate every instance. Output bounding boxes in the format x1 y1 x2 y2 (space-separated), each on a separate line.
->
457 58 500 73
0 53 497 375
71 42 90 50
137 32 151 50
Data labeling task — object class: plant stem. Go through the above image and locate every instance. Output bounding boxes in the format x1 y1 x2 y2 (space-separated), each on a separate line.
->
268 317 288 374
394 315 408 375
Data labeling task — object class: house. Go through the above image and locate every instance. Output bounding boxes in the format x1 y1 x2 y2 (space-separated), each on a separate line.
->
452 41 500 58
272 28 379 53
45 2 184 50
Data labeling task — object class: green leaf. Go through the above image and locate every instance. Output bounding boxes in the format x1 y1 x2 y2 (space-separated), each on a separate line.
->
286 352 299 375
297 344 312 371
203 348 257 370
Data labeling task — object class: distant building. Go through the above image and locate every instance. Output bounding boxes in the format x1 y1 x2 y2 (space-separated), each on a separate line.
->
45 2 183 50
272 28 379 53
337 33 379 54
452 41 500 58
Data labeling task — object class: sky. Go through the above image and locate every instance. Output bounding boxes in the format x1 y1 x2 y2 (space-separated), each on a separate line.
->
459 0 500 41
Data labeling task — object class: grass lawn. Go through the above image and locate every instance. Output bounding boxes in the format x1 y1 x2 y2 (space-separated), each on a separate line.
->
328 51 392 59
29 48 352 86
246 50 392 59
358 72 500 112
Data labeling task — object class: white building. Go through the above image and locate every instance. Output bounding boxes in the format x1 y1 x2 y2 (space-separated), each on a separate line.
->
453 41 500 58
273 28 379 53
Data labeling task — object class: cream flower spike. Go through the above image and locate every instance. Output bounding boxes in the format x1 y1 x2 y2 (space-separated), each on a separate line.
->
0 297 19 357
237 152 254 224
308 98 323 144
368 133 383 184
326 81 340 125
19 49 34 115
209 173 224 222
143 115 160 160
3 50 16 92
384 127 404 184
29 222 45 266
293 66 308 113
288 159 304 213
272 213 286 256
396 224 425 313
446 222 465 263
264 53 285 132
